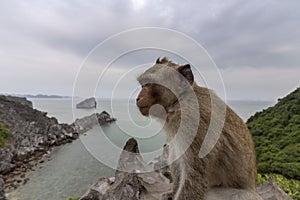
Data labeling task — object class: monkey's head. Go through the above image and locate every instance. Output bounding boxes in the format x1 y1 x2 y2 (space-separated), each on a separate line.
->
136 57 194 117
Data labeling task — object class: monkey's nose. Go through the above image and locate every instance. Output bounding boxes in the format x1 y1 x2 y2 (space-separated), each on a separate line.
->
136 98 140 102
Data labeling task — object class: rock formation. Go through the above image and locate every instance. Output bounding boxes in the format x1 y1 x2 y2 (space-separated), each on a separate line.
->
76 97 97 109
0 96 79 193
256 177 293 200
72 111 116 134
80 138 293 200
80 138 171 200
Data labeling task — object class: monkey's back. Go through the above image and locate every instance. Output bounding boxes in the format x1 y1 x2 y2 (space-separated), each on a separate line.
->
193 86 257 191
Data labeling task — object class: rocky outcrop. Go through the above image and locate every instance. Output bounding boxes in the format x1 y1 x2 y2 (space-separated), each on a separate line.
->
72 111 116 134
76 97 97 109
0 96 79 192
0 149 14 175
257 177 293 200
80 138 171 200
0 176 6 200
80 138 293 200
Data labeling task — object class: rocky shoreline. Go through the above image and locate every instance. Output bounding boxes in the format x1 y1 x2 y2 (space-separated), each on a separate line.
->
0 96 116 199
79 138 293 200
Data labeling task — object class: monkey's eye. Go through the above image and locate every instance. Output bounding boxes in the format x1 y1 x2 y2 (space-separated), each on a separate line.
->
142 83 151 88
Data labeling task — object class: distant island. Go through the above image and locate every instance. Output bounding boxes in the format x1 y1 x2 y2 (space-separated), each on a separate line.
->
1 94 78 99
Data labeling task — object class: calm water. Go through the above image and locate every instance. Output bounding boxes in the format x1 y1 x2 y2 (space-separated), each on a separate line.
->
7 99 274 200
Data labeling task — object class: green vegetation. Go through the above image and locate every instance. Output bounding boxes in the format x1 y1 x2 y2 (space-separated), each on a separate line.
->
0 122 10 148
247 87 300 180
0 95 9 102
66 197 80 200
257 173 300 199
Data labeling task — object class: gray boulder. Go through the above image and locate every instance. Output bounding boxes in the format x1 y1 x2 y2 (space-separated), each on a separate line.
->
256 177 293 200
76 97 97 109
0 177 6 200
0 149 15 174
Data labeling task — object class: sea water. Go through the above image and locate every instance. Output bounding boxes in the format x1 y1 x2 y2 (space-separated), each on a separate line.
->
6 99 274 200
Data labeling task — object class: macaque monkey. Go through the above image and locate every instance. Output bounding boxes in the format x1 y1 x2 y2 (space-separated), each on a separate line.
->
136 57 262 200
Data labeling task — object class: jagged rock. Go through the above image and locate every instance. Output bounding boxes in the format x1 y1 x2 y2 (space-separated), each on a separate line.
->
72 111 116 134
80 138 171 200
97 111 116 125
0 162 15 175
256 177 293 200
0 176 6 200
116 138 148 174
76 97 97 109
80 139 294 200
0 149 15 174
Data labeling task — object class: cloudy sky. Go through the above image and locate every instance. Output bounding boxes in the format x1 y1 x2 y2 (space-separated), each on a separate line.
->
0 0 299 101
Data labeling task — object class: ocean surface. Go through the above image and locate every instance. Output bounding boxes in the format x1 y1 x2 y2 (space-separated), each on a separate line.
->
7 99 274 200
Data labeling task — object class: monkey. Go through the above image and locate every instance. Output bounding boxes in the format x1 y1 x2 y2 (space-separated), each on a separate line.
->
136 57 262 200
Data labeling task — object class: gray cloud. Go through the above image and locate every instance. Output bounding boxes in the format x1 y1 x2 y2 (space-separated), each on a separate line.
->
0 0 299 100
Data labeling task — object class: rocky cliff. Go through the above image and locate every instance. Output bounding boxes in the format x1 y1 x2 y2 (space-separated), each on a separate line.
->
0 96 79 197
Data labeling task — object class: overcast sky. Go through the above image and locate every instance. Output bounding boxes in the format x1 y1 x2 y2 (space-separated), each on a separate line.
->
0 0 299 101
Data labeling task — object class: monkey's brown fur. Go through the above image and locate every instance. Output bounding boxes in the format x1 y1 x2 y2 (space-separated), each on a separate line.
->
136 58 261 200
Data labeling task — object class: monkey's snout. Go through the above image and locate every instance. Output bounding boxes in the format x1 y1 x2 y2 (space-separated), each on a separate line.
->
136 98 144 110
136 97 146 107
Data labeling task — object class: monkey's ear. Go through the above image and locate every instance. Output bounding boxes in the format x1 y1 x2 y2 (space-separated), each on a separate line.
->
177 64 194 85
156 57 161 64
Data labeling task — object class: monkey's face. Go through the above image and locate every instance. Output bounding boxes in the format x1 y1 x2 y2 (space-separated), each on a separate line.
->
136 58 194 117
136 83 157 116
136 82 175 117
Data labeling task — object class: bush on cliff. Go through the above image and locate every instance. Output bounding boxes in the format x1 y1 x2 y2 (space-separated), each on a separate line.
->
0 122 10 148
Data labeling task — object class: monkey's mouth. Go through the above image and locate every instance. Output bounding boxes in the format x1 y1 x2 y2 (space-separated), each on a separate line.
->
138 106 150 116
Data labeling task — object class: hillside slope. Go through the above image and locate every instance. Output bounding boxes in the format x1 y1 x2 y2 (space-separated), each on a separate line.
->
247 88 300 179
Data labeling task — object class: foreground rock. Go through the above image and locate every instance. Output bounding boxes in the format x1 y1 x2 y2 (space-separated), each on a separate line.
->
80 138 293 200
80 138 171 200
76 97 97 109
72 111 116 134
0 96 79 193
256 177 293 200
